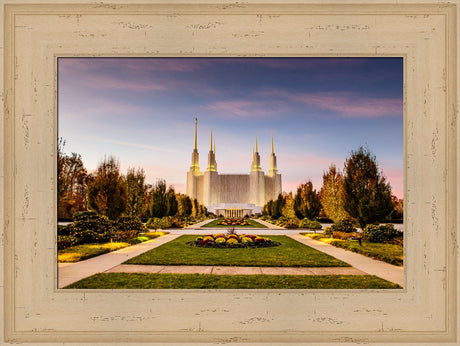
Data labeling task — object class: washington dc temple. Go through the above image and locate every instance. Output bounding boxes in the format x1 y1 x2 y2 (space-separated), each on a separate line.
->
186 120 282 217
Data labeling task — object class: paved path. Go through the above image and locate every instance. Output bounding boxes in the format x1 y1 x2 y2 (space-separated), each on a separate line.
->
288 234 404 287
106 264 366 276
58 234 180 288
58 230 404 288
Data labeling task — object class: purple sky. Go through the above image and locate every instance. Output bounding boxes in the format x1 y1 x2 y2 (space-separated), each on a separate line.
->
58 58 404 198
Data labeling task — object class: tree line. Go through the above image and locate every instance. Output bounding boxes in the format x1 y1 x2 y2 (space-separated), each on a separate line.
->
58 139 206 221
262 146 403 229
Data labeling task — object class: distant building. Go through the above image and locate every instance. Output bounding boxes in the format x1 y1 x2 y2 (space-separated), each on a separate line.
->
186 119 282 217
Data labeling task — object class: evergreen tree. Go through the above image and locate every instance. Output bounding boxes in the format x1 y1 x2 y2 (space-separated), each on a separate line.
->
166 187 178 216
294 181 321 220
87 156 127 220
320 165 350 222
271 194 284 219
342 146 394 229
125 167 147 218
149 179 168 218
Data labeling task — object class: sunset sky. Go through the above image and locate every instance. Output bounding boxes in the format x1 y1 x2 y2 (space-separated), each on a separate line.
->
58 57 404 198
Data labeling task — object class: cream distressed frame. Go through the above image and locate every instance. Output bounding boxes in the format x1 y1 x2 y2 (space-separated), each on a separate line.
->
1 0 459 344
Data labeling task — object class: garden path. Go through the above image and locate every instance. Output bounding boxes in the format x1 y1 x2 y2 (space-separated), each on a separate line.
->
105 264 366 276
289 234 404 287
57 234 180 288
58 231 404 288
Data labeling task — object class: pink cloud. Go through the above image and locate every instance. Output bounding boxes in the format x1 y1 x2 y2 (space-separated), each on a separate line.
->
204 99 288 117
257 89 402 118
59 58 209 74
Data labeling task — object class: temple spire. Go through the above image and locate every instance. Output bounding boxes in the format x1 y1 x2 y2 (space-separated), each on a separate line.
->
214 139 216 154
269 132 278 176
194 117 198 150
210 128 213 151
255 133 258 152
271 132 274 154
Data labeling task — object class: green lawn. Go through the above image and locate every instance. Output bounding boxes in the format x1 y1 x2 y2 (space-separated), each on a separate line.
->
64 273 400 289
125 235 349 267
201 219 267 228
303 234 403 266
58 242 131 262
58 232 166 263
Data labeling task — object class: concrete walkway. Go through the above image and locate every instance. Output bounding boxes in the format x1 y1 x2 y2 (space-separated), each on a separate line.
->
106 264 366 276
57 234 180 288
288 234 404 287
58 230 404 288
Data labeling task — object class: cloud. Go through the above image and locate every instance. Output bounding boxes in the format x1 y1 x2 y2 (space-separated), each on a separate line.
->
257 89 402 118
203 99 289 117
68 134 179 153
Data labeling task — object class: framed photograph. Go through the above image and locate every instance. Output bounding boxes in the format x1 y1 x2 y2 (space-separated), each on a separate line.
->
1 0 458 344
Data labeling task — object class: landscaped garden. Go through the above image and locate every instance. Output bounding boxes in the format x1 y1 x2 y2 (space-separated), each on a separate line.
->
302 221 404 266
124 235 349 267
202 218 267 228
65 273 401 289
58 211 167 262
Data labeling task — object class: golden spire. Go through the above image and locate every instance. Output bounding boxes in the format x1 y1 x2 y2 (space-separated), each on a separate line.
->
255 133 258 152
210 128 213 151
271 132 274 154
194 117 197 150
214 139 216 154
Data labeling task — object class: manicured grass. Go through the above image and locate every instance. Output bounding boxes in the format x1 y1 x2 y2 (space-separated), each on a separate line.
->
125 235 350 267
64 273 401 289
303 234 403 266
58 231 167 263
58 242 131 263
202 219 267 228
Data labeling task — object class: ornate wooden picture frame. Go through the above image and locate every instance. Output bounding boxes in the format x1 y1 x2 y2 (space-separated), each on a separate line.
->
1 0 458 344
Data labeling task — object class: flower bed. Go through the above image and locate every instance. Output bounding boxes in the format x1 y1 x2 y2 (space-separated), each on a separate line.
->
187 233 281 248
217 218 250 226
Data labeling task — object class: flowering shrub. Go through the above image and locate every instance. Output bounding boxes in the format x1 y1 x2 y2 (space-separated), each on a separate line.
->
187 233 280 248
217 218 250 226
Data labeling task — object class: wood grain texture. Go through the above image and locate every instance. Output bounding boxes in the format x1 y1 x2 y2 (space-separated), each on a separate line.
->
1 0 458 344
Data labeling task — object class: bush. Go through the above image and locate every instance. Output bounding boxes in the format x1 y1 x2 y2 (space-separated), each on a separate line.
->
57 224 71 236
324 226 333 236
57 234 80 249
67 212 116 243
363 224 401 243
276 217 299 229
332 231 361 240
330 219 356 233
299 219 322 229
145 217 172 230
114 216 147 240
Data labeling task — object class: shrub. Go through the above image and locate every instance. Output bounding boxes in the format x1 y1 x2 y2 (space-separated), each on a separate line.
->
330 219 356 233
145 217 172 230
299 219 322 230
363 224 401 243
332 231 361 240
57 234 80 249
323 226 333 236
57 224 71 236
117 216 147 233
67 212 116 243
276 217 299 229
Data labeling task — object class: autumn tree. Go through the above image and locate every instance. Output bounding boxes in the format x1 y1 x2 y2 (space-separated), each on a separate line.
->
149 179 168 218
57 138 89 218
294 180 321 220
342 146 394 229
281 192 297 219
320 165 350 222
125 167 147 218
87 156 127 220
